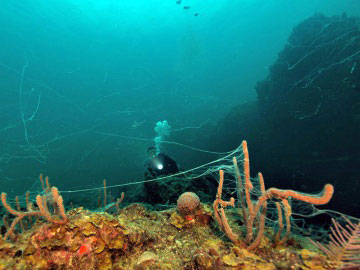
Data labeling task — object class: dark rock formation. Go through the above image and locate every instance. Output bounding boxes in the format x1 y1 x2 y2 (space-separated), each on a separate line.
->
212 13 360 217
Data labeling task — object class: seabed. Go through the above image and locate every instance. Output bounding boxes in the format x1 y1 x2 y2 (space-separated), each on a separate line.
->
0 203 337 270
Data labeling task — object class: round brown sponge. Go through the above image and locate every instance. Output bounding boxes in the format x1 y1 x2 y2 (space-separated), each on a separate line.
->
177 192 200 215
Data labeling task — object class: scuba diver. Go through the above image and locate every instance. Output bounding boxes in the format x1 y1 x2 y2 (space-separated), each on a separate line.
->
144 146 180 180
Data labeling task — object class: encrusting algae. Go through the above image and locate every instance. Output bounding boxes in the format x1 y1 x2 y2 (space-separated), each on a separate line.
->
0 200 339 270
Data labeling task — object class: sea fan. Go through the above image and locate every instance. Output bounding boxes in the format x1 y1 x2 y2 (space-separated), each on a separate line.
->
311 217 360 269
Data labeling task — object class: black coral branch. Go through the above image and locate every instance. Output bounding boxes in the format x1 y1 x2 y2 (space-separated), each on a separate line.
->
311 217 360 269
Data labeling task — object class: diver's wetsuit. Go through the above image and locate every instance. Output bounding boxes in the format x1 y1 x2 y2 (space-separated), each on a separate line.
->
144 153 180 180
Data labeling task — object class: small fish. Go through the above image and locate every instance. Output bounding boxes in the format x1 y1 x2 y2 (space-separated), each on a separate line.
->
194 13 198 16
183 5 190 10
176 0 181 4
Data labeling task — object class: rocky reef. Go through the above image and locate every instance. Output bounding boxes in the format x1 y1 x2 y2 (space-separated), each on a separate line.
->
0 202 337 270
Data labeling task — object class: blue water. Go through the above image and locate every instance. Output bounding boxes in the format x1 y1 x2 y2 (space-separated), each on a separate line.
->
0 0 359 199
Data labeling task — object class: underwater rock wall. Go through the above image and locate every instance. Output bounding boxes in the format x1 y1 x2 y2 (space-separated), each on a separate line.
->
212 13 360 217
256 13 360 161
